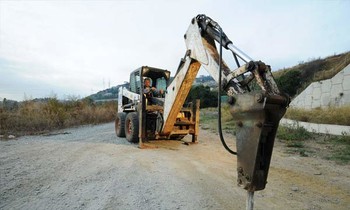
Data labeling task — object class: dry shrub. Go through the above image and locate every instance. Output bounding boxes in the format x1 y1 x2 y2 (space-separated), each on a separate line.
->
0 98 117 136
285 106 350 126
2 100 51 134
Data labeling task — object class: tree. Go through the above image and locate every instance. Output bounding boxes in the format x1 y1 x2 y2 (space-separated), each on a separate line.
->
186 85 218 108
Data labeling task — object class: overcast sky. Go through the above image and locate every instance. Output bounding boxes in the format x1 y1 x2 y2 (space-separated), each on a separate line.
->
0 0 349 101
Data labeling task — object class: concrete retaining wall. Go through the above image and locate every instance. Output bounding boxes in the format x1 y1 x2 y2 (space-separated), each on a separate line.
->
290 64 350 109
280 118 350 136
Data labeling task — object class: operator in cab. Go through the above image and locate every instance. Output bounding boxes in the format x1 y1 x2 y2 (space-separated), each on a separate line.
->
143 77 164 105
143 77 163 98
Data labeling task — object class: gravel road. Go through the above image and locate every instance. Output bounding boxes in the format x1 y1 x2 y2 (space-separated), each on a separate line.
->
1 122 349 210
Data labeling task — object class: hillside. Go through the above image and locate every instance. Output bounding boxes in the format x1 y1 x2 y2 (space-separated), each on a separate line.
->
88 83 129 101
87 51 350 101
273 51 350 97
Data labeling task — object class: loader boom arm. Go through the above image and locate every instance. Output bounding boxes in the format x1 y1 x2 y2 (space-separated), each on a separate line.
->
161 14 290 192
162 15 240 134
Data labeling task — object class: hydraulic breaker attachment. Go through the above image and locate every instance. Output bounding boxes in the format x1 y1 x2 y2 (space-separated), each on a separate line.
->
229 92 289 192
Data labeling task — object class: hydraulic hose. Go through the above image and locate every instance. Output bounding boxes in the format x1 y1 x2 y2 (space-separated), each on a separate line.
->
218 27 237 156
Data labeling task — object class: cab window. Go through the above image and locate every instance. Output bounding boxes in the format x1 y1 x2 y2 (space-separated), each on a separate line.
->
156 77 167 90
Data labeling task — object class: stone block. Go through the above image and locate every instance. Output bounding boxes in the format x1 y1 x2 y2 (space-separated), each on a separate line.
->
331 83 343 96
290 101 301 108
340 90 350 106
321 93 331 108
320 79 331 93
343 64 350 74
311 99 321 109
312 82 321 89
304 85 313 96
312 87 322 100
304 95 313 108
291 91 306 107
343 75 350 90
331 71 344 85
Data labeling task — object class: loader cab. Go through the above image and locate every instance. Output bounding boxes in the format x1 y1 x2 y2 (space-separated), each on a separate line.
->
117 66 171 143
129 66 170 95
128 66 170 108
120 66 170 110
137 67 170 142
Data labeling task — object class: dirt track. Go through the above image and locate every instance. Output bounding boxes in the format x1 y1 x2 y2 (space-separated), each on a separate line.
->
1 122 349 210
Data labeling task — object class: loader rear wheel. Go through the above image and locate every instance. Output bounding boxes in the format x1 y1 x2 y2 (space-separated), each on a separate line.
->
125 112 139 143
115 112 126 137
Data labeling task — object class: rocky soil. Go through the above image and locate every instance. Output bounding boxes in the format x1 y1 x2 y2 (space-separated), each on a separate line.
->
1 122 349 210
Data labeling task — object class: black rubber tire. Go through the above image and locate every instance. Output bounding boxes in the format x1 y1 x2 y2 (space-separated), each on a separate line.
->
125 112 139 143
115 112 126 137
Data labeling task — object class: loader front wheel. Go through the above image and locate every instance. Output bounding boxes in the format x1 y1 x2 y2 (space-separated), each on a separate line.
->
115 112 126 137
125 112 139 143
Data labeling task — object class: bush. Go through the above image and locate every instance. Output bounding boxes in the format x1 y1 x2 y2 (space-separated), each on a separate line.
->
275 70 301 97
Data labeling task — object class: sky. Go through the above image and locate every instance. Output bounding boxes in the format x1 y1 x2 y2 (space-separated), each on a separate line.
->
0 0 349 101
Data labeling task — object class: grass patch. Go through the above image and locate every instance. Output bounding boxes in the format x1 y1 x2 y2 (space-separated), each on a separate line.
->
277 125 314 157
285 148 310 157
200 106 350 164
200 105 236 133
277 125 313 141
277 125 349 164
323 134 350 164
286 141 304 148
285 106 350 126
200 107 218 131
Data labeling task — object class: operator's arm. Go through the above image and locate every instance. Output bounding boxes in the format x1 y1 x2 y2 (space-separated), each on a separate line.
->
154 87 165 96
144 87 163 97
143 87 151 94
